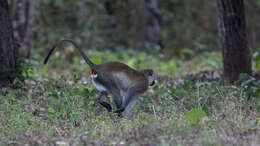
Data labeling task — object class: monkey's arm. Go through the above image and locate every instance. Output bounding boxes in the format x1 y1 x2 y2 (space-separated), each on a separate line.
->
97 92 112 112
113 87 137 113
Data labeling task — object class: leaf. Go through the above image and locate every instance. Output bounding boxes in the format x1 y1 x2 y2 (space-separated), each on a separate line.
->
26 68 34 78
186 108 206 125
48 107 55 113
91 58 102 64
168 59 177 71
97 116 104 121
127 59 134 67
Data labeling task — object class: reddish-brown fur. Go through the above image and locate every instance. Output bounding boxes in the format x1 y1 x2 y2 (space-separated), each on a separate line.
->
95 62 148 92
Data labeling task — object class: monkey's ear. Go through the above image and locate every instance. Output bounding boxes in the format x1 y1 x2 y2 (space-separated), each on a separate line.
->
140 69 154 76
146 69 154 76
147 69 154 76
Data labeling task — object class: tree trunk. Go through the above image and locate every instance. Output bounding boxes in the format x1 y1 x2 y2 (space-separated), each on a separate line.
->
0 0 17 82
216 0 252 83
11 0 35 58
104 0 163 49
104 1 117 50
143 0 163 49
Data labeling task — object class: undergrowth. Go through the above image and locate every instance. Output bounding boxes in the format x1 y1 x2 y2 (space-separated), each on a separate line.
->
0 50 259 145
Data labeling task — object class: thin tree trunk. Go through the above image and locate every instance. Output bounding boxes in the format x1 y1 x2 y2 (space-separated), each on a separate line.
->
0 0 17 82
144 0 163 49
104 1 117 50
216 0 252 83
11 0 35 58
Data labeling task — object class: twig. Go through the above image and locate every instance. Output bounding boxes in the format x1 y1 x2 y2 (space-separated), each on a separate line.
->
152 105 157 119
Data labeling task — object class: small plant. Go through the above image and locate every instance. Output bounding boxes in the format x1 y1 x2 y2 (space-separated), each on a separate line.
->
238 73 260 100
186 108 206 125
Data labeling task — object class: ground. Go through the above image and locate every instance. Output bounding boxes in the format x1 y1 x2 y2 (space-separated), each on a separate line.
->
0 50 259 145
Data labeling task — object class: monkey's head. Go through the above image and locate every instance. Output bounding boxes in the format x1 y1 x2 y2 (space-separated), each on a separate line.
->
140 69 157 86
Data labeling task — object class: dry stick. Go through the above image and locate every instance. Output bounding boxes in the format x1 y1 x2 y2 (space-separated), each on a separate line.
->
152 105 157 119
72 131 89 146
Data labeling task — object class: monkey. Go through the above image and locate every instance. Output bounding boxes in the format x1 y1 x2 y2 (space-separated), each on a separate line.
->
44 40 156 117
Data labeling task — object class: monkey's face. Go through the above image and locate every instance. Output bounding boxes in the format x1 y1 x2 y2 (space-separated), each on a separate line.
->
144 69 157 86
140 69 157 86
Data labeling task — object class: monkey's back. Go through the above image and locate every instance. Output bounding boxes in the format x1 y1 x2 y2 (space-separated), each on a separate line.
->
97 62 148 92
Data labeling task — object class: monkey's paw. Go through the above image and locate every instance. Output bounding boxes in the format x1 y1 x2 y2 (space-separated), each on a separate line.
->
106 106 112 112
98 101 112 112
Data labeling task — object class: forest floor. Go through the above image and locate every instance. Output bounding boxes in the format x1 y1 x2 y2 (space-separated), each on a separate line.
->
0 50 259 145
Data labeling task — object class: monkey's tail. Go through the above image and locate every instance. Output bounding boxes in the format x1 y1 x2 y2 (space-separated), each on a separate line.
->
44 39 96 69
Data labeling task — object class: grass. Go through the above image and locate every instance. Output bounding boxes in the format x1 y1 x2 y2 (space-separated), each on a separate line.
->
0 50 259 145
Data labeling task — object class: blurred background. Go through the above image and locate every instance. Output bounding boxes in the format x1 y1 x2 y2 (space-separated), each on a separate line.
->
7 0 260 78
10 0 260 56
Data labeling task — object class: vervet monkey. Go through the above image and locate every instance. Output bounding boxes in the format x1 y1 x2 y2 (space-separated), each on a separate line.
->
44 40 156 117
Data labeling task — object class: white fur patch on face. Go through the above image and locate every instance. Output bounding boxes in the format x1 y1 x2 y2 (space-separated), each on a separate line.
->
148 73 156 86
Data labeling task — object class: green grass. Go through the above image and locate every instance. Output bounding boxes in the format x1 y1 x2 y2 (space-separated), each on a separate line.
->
0 50 259 145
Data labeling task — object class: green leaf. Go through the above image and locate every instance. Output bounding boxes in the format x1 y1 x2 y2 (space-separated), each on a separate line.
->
186 108 206 125
91 58 102 64
48 107 55 113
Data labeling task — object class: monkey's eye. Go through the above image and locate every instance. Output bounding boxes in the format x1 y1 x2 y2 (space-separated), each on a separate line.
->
148 70 153 76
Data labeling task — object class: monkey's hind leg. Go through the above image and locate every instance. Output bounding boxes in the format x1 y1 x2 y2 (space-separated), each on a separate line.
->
97 92 112 112
110 88 123 110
